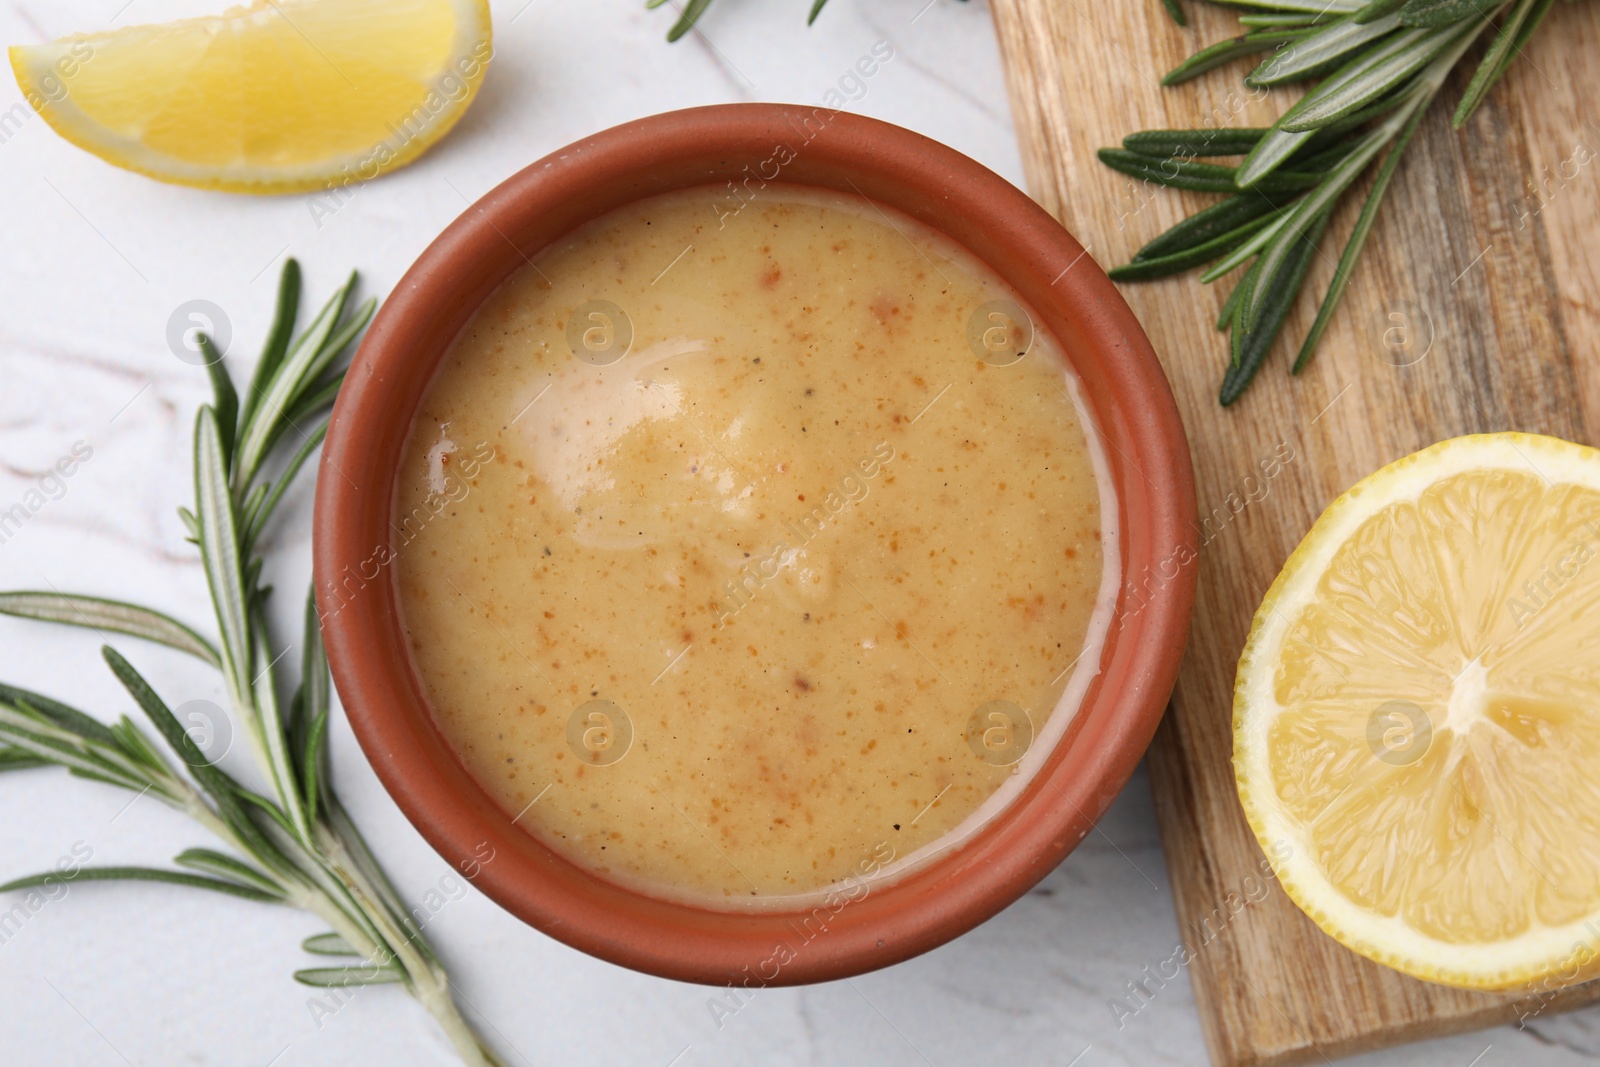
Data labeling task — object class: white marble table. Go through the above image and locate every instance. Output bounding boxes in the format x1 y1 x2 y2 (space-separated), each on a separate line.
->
1 1 1597 1064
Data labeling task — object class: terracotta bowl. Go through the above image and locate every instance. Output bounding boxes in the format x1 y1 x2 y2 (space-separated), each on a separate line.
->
314 103 1196 985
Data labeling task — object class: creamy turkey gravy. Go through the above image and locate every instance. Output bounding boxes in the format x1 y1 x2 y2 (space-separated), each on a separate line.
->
393 185 1118 906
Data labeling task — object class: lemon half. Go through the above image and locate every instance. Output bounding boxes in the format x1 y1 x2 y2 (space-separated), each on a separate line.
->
1235 433 1600 991
9 0 492 194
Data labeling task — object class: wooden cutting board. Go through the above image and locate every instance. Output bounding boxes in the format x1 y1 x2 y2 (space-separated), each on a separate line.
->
988 2 1600 1063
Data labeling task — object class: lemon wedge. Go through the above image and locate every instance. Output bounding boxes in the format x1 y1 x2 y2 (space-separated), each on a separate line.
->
1235 433 1600 991
8 0 492 194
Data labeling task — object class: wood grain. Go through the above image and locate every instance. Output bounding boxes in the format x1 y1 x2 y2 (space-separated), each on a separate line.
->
988 1 1600 1063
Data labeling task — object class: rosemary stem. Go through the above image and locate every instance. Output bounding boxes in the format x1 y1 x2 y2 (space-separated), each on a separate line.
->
183 782 485 1060
180 779 390 961
299 884 387 963
313 808 502 1063
411 968 508 1067
315 824 435 977
325 791 433 961
332 852 500 1067
178 793 360 948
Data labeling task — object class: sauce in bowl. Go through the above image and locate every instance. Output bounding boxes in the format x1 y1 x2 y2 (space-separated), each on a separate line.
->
392 185 1118 906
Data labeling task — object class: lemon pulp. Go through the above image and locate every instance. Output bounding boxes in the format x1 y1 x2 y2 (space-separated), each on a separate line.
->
1236 434 1600 989
9 0 492 193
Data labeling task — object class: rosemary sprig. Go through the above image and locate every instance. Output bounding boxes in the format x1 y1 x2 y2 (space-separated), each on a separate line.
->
1112 0 1567 404
647 0 967 41
0 261 505 1067
647 0 830 41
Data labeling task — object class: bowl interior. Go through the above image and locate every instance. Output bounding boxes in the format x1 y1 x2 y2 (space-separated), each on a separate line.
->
314 103 1196 985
